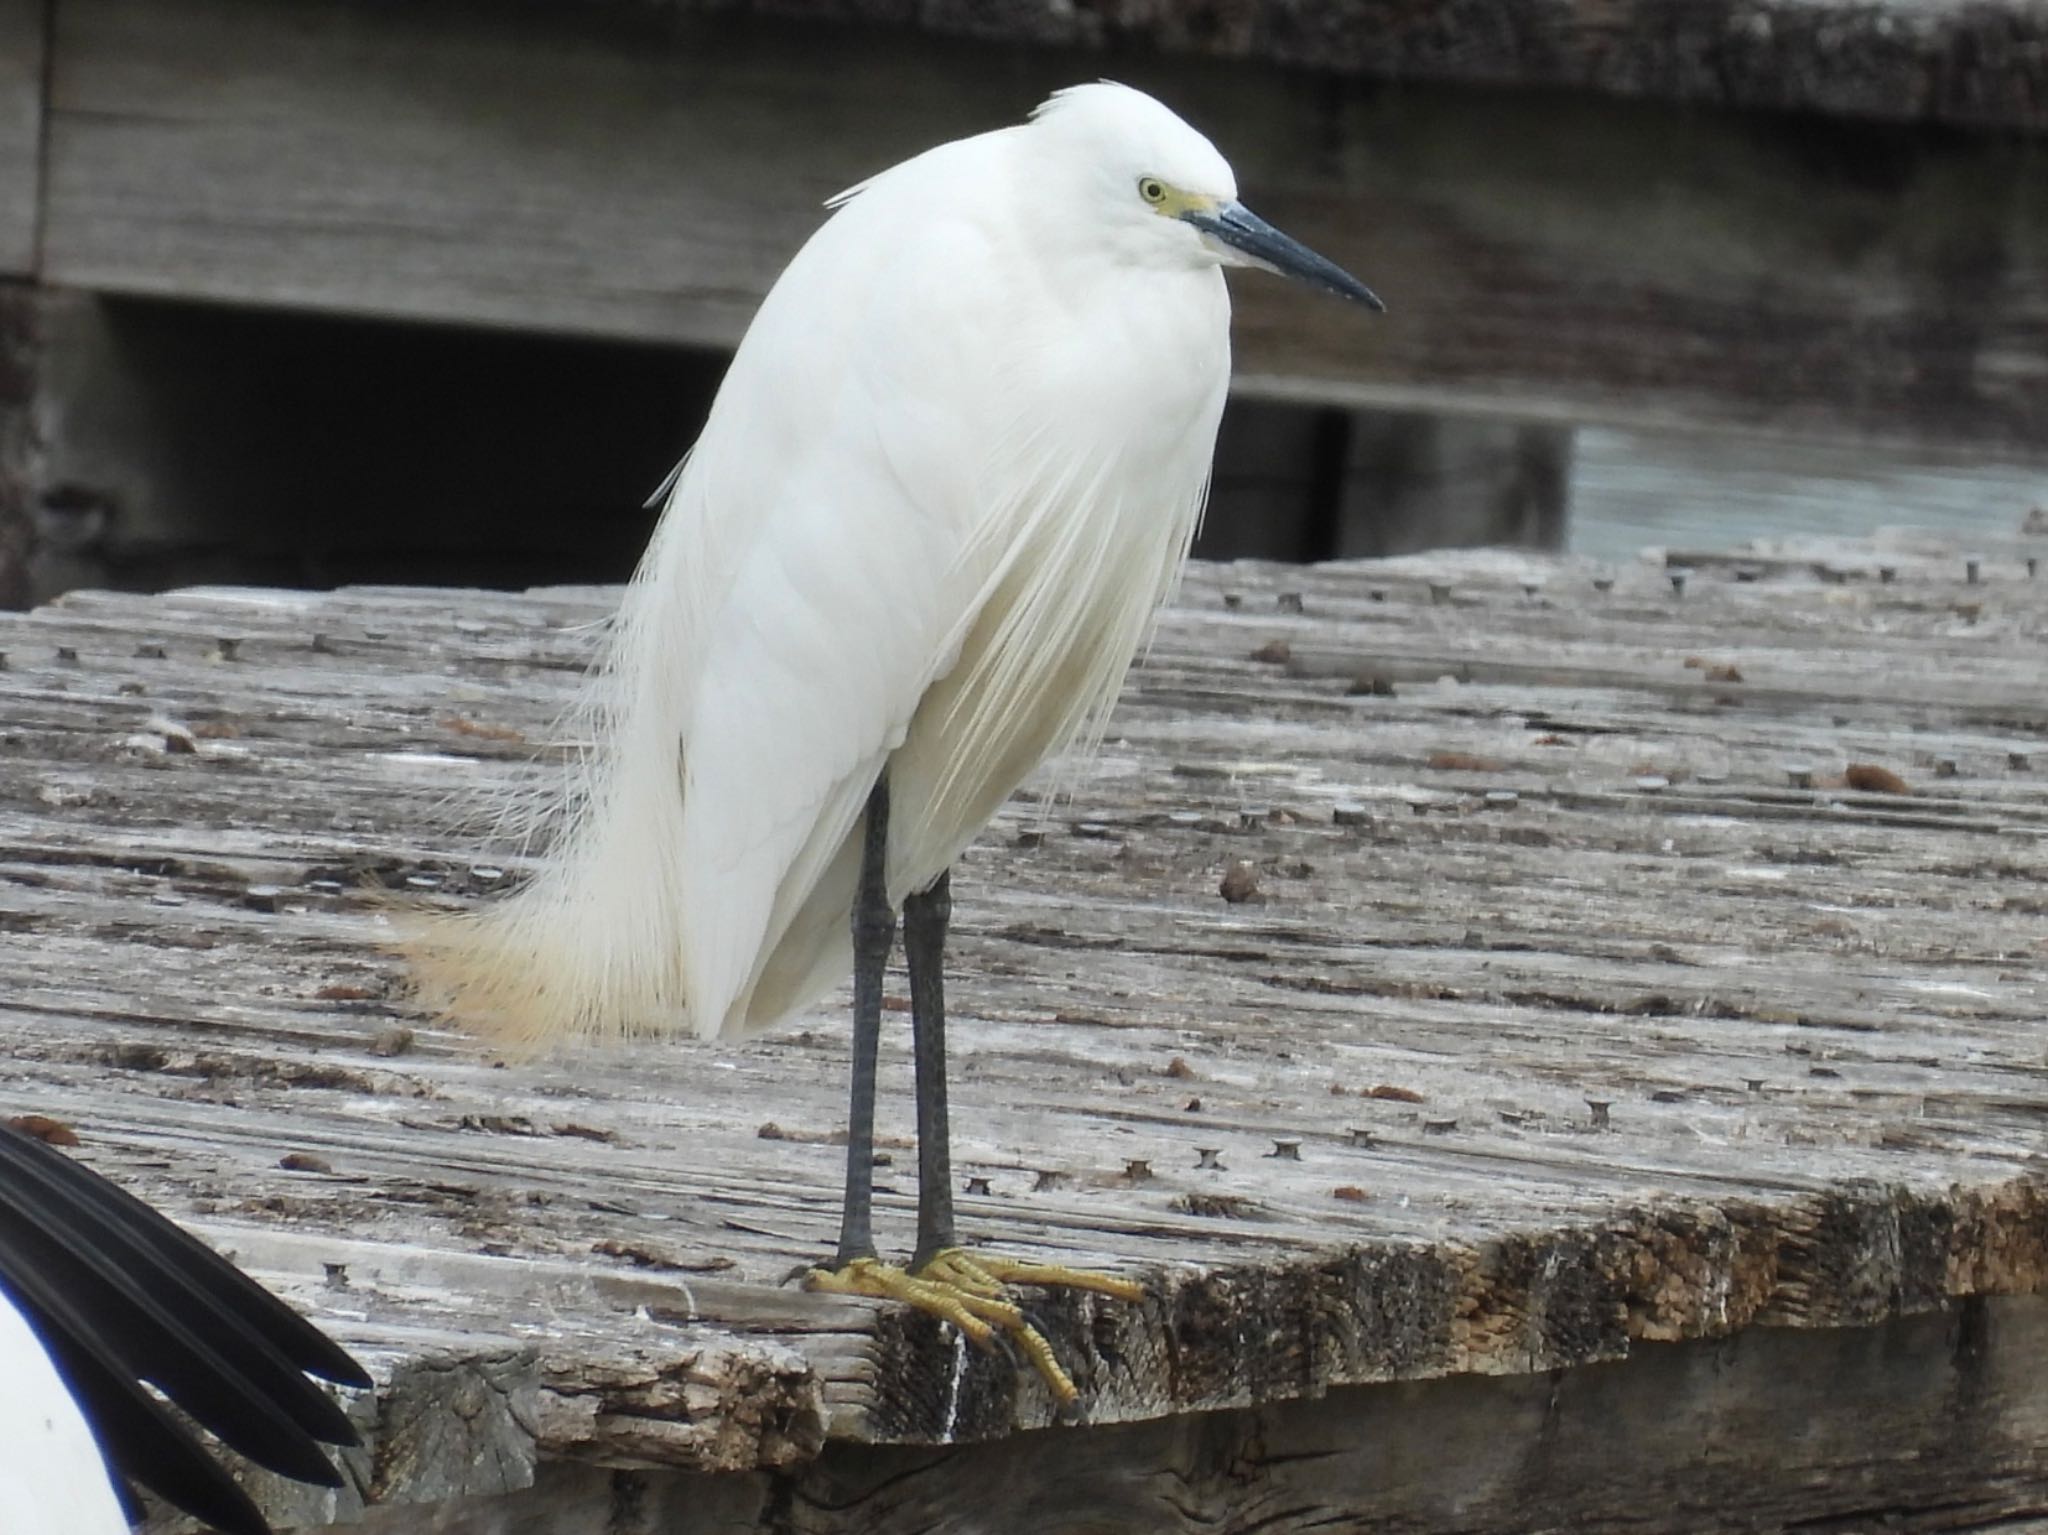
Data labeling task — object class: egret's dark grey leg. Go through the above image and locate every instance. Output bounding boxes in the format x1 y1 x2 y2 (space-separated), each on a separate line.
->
833 776 895 1268
904 869 955 1269
817 846 1135 1407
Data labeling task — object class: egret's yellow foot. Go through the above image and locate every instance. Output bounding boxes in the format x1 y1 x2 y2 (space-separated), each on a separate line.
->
807 1252 1143 1405
805 1256 1025 1349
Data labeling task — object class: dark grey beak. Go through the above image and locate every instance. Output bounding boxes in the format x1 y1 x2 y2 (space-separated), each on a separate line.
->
1184 200 1385 311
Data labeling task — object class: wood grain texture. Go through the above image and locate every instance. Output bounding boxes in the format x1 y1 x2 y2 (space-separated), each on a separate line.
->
2 526 2045 1529
0 0 41 277
38 0 2048 455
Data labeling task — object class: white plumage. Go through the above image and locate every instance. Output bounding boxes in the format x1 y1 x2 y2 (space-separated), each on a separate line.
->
0 1285 129 1535
412 84 1244 1044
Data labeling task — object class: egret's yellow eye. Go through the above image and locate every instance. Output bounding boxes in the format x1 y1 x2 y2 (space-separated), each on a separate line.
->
1138 177 1167 205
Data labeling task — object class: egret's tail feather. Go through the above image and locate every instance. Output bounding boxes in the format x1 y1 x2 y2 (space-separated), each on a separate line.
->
401 833 697 1051
400 501 723 1047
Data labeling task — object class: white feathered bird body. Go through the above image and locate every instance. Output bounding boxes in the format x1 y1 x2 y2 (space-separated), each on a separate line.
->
412 85 1234 1045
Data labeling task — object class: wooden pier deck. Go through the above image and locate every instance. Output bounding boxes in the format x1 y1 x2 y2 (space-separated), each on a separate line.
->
2 527 2046 1532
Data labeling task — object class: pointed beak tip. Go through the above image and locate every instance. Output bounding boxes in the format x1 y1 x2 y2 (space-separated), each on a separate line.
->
1193 201 1385 316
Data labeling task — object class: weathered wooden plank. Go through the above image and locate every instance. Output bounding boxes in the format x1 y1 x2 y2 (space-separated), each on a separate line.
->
1 532 2045 1529
0 0 41 277
39 0 2048 455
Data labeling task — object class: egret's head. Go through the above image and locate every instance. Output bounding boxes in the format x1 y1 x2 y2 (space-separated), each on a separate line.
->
1029 83 1384 311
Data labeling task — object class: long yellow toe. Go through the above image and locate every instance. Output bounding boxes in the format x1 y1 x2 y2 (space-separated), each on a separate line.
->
806 1250 1144 1405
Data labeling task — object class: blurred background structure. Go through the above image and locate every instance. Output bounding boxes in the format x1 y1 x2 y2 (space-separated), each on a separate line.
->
0 0 2043 606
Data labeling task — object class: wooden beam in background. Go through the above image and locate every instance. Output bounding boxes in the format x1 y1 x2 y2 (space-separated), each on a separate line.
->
0 0 48 610
38 0 2048 457
43 0 969 350
740 0 2048 136
0 0 44 276
1228 84 2048 458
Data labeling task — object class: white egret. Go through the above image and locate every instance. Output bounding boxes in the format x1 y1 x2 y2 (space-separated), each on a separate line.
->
411 82 1381 1400
0 1120 370 1534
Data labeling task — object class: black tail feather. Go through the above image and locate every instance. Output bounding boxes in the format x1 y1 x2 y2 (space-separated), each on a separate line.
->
17 1288 281 1535
0 1127 370 1390
0 1139 360 1445
0 1121 370 1535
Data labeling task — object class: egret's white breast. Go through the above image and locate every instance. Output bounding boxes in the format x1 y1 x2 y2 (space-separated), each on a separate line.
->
882 245 1233 888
